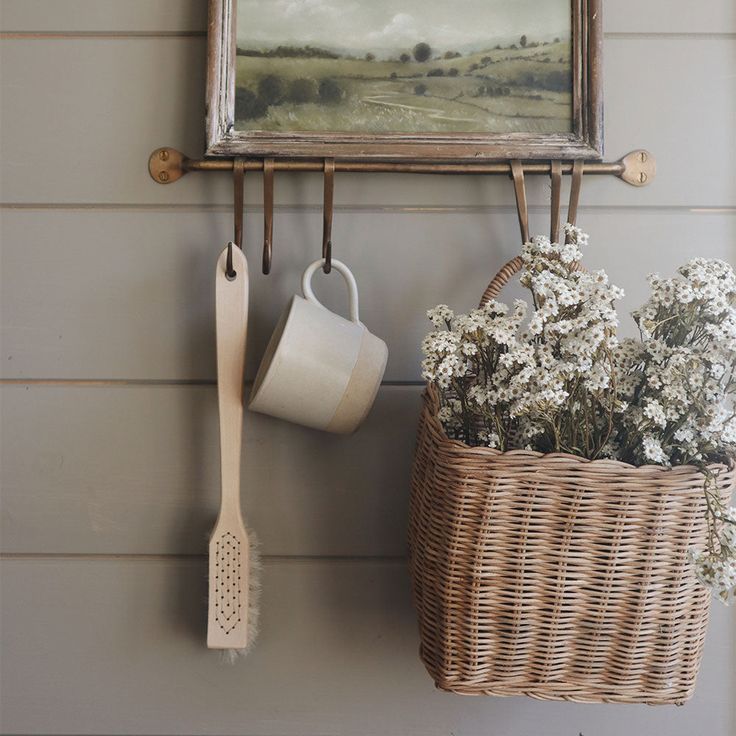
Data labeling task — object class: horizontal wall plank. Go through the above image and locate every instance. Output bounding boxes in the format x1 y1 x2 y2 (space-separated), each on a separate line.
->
608 2 736 34
0 1 207 33
1 208 734 381
0 207 517 381
0 385 419 555
0 38 734 208
2 1 734 36
1 558 733 735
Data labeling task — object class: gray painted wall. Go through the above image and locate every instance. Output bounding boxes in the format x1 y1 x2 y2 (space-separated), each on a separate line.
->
1 2 734 734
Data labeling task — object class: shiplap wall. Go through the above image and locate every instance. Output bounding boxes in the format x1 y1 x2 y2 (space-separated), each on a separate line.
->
1 2 735 734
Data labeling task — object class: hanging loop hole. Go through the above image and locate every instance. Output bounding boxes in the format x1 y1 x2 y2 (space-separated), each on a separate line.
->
225 241 237 280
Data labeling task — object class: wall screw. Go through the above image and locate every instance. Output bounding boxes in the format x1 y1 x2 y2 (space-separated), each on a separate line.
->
159 149 170 161
159 171 170 182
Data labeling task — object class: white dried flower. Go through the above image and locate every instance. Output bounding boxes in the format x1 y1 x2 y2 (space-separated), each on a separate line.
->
643 399 667 428
422 226 623 459
427 304 454 328
689 548 736 604
421 242 736 602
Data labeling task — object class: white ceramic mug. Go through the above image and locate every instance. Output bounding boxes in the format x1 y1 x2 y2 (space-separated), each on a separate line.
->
248 259 388 434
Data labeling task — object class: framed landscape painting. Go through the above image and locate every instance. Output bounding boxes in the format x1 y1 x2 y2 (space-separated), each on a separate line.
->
206 0 602 160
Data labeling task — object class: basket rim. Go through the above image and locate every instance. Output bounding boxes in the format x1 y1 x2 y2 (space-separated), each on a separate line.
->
422 385 735 476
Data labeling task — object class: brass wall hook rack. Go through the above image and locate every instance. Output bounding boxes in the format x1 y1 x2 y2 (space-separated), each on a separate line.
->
149 149 656 187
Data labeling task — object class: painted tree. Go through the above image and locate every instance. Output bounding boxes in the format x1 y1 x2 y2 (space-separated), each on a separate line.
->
257 75 285 105
287 78 318 104
413 42 432 62
318 78 343 104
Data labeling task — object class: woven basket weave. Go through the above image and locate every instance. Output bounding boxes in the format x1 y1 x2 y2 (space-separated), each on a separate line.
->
408 249 735 704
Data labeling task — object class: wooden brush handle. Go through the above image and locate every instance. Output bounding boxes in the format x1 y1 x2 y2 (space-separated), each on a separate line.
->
208 244 250 650
215 244 248 520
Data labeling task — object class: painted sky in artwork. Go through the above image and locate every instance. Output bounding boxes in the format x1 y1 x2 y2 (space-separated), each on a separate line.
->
237 0 571 53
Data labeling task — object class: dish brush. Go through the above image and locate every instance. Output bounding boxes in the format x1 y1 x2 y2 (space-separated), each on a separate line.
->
207 243 260 659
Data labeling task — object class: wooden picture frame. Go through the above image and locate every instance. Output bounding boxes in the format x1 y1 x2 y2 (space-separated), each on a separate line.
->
206 0 602 161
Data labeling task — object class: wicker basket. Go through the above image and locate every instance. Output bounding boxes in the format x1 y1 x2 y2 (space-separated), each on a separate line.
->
408 387 735 704
408 244 736 704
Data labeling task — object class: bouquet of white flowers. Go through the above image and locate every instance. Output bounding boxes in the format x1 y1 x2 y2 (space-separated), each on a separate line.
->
422 226 736 602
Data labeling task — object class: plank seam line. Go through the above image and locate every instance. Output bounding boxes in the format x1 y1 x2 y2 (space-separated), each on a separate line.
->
0 31 206 39
1 204 735 215
606 32 736 40
2 31 734 40
0 553 408 563
0 379 425 387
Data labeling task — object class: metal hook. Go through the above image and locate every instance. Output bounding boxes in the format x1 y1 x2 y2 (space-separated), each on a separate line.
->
262 158 274 274
322 159 335 274
233 158 245 249
509 160 529 245
225 159 246 281
564 159 584 243
550 160 562 243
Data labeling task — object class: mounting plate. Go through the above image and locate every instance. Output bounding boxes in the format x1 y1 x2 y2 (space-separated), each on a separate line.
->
148 147 187 184
619 150 656 187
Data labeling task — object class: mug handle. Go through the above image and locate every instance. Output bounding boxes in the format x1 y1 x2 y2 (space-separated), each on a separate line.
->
302 258 361 324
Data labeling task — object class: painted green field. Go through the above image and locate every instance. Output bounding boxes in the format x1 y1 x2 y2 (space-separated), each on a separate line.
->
234 41 572 134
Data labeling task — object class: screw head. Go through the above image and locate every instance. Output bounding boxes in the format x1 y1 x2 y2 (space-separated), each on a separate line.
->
159 171 170 182
159 149 170 161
